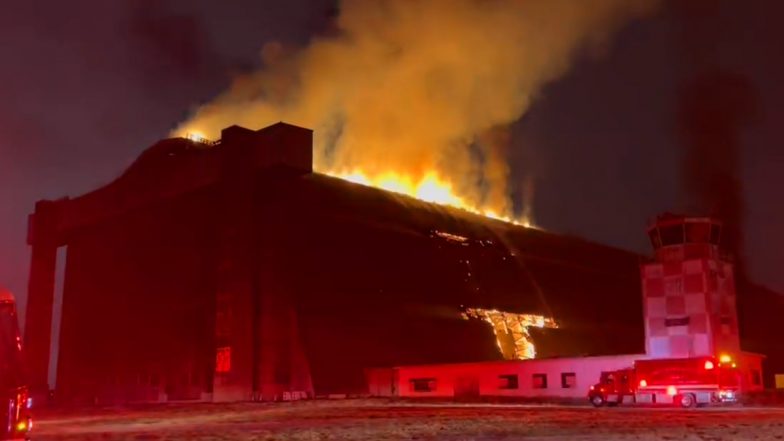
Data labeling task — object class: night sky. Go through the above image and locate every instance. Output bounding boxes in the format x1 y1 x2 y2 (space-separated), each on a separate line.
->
2 0 783 322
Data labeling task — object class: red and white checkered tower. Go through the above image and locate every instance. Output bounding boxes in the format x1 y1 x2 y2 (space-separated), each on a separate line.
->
642 214 740 359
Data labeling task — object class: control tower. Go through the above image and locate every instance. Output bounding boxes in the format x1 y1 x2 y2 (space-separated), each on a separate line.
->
641 214 740 359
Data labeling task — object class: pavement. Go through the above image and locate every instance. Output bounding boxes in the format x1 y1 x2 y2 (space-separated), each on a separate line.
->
29 399 784 440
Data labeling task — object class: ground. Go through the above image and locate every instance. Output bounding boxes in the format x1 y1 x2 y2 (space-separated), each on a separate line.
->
32 399 784 440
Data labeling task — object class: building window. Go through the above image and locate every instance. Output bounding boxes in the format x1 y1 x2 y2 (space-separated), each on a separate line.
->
665 317 690 327
561 372 576 388
498 374 519 390
410 378 436 392
532 373 548 389
752 370 762 386
659 225 684 246
685 222 711 244
216 346 231 373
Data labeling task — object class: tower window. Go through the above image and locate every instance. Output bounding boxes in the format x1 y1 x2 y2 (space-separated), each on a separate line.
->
686 222 711 243
659 225 685 246
665 317 690 327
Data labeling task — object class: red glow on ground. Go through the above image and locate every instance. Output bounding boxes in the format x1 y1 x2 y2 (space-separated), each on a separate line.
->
28 400 784 440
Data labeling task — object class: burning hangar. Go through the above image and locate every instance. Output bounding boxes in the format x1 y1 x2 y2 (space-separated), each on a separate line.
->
23 122 783 403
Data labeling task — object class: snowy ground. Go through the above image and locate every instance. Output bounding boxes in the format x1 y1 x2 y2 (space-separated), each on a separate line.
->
31 399 784 440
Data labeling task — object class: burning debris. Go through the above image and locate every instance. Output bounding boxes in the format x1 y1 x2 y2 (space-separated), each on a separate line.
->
431 230 470 244
175 0 657 227
462 308 557 360
184 132 219 148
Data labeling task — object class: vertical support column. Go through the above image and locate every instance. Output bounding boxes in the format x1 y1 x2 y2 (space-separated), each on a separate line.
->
253 124 314 401
211 127 259 402
24 201 61 398
256 239 287 401
212 261 255 401
212 123 315 401
255 217 313 401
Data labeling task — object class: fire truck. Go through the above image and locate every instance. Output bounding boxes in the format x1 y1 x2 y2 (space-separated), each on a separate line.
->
0 290 31 440
588 356 740 408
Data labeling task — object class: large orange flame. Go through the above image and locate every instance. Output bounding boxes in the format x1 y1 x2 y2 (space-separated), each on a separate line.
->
330 169 532 227
183 132 533 227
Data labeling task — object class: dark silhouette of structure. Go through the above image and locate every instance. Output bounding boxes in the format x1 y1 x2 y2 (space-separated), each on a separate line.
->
24 122 781 403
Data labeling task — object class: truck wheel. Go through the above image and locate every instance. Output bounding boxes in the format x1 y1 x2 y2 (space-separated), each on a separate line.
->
679 393 696 408
591 395 605 407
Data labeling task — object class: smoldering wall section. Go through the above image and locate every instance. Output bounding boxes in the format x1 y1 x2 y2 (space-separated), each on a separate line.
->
177 0 658 219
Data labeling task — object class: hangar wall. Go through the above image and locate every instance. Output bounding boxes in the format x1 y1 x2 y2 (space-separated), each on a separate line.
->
26 122 656 404
57 188 218 403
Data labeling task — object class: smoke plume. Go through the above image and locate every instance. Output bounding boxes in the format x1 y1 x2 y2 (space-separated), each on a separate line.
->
674 0 757 272
677 71 756 264
178 0 657 218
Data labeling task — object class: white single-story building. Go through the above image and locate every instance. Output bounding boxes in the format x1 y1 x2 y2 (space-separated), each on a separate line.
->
366 354 646 399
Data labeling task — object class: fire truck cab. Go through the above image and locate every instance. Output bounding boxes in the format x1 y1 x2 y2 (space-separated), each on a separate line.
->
0 289 31 440
589 356 740 408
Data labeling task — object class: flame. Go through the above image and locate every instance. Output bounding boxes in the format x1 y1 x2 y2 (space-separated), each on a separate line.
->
462 308 557 360
185 131 208 142
332 169 533 227
172 0 659 231
180 133 534 227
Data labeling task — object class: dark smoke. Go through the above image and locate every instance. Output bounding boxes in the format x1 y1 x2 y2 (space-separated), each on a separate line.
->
677 70 756 268
674 0 758 278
